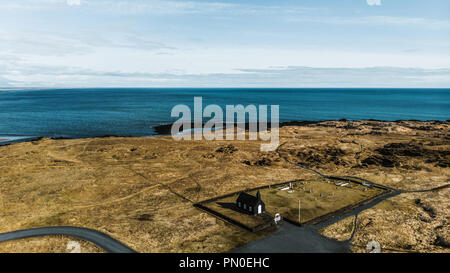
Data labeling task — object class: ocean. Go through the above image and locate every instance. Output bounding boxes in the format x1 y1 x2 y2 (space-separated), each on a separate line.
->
0 88 448 140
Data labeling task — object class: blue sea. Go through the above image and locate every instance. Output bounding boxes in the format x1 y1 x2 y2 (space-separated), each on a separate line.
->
0 88 448 140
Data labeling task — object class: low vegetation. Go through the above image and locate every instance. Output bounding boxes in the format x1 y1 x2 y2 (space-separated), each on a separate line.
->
0 120 448 252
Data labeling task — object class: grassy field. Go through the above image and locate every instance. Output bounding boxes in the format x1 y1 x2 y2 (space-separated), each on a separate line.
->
203 179 385 228
0 120 448 252
202 195 271 229
252 179 385 224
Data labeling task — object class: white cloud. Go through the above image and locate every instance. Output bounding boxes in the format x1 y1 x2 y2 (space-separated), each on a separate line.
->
0 29 176 59
2 63 449 88
366 0 381 6
67 0 81 6
0 1 315 16
0 31 92 56
287 15 450 29
70 0 317 16
1 50 449 88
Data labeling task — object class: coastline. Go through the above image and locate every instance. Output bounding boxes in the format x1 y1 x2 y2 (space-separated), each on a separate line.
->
0 136 42 146
0 119 448 252
2 119 448 147
153 119 449 135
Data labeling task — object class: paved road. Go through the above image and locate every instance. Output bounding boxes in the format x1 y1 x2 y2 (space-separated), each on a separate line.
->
231 222 350 253
0 226 136 253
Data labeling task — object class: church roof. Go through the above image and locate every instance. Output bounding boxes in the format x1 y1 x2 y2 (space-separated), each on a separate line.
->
236 191 262 206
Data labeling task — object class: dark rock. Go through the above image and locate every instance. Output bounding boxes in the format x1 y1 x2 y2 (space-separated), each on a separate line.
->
415 199 436 218
242 157 272 166
216 144 238 154
137 214 153 221
433 236 450 248
376 143 424 157
294 148 347 167
361 155 398 168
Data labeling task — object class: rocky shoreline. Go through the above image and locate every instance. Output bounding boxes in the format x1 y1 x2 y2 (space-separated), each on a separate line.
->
153 119 449 135
0 119 448 252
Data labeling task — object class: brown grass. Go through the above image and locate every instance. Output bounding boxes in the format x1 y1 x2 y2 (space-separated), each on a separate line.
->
249 179 384 224
0 236 103 253
0 120 448 253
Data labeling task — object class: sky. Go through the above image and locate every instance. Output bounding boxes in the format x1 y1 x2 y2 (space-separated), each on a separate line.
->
0 0 449 87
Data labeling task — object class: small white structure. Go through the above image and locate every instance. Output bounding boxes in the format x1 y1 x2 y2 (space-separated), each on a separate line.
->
274 213 282 224
279 183 294 191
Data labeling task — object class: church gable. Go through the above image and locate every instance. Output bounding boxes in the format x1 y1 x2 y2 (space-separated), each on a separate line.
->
236 191 265 215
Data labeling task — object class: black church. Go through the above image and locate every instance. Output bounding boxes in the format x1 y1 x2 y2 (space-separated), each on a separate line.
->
236 191 265 215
